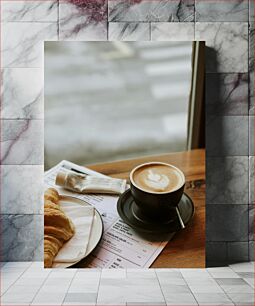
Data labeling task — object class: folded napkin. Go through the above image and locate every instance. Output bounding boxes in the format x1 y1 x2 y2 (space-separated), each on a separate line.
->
53 202 94 263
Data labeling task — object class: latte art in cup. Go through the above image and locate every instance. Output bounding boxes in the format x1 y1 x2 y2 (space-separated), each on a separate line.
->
132 164 184 193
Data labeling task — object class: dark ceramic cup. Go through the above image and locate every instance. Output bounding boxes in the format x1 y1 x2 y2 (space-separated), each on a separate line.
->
130 162 185 221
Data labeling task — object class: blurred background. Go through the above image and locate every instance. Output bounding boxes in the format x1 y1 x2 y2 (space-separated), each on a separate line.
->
44 41 193 170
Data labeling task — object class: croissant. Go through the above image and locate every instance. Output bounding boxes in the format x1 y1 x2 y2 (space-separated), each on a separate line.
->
44 188 60 203
44 188 75 268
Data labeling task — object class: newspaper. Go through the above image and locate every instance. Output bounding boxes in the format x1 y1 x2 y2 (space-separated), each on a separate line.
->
44 160 174 268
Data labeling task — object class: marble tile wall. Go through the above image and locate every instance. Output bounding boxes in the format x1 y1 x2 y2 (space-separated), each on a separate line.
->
0 0 254 266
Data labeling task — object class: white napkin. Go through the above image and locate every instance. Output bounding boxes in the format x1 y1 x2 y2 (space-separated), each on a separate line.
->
53 202 94 263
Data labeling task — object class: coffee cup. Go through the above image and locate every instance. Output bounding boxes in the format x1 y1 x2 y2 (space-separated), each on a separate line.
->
130 162 185 221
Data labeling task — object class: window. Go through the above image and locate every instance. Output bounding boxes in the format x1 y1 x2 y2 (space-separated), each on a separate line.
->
45 41 194 169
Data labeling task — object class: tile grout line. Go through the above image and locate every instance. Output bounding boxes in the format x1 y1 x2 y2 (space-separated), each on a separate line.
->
29 267 53 305
212 271 248 305
95 268 103 306
154 269 167 306
61 269 78 305
207 266 253 304
57 0 60 40
149 22 152 41
179 269 200 305
1 262 33 296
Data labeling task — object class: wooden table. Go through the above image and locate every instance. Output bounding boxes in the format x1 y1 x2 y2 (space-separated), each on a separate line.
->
88 149 205 268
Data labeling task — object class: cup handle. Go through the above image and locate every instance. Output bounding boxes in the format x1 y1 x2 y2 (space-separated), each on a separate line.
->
175 207 185 229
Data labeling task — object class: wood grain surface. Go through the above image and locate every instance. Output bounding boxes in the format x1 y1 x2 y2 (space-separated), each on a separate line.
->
87 149 205 268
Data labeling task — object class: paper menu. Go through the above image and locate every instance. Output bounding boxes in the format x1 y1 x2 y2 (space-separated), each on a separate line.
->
44 160 174 268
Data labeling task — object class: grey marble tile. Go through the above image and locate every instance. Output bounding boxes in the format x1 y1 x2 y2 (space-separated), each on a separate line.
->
97 278 164 304
109 22 150 41
0 214 43 261
195 22 248 73
206 205 249 241
206 116 248 156
249 156 254 205
151 22 194 41
127 303 166 306
1 22 58 68
229 262 254 272
249 70 254 114
59 1 107 41
220 284 254 294
207 157 249 205
227 292 254 305
237 272 255 279
249 116 254 155
206 157 224 204
249 241 254 260
250 0 254 22
206 242 227 267
249 204 254 240
64 293 97 303
206 73 249 116
227 242 249 263
249 24 254 72
196 0 248 22
1 120 44 165
1 68 43 119
223 156 249 204
249 25 254 114
1 165 43 214
108 0 194 22
192 293 234 305
160 284 191 294
162 293 197 305
1 1 58 22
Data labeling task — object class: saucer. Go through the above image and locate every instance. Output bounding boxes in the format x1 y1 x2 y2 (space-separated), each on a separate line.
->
117 189 194 234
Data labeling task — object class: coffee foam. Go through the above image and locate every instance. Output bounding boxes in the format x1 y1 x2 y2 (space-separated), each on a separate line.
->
132 163 184 193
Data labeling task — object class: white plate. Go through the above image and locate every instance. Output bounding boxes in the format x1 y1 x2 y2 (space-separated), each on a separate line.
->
52 195 103 268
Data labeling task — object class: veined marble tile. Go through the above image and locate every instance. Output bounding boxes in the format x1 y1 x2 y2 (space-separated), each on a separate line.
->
151 22 194 41
226 292 254 305
109 22 150 41
249 156 254 205
64 293 97 304
1 1 58 22
125 284 165 303
206 242 228 267
108 0 194 22
1 165 43 214
249 24 254 72
163 293 197 305
101 269 126 279
229 262 254 272
195 22 248 73
249 25 254 114
206 205 249 242
0 215 43 261
59 1 107 41
249 70 254 114
249 204 254 240
249 241 254 261
1 119 44 165
1 22 58 68
192 292 234 305
250 0 254 22
206 156 249 204
1 68 43 119
249 116 254 155
206 73 249 116
196 0 248 22
206 116 248 156
227 242 249 262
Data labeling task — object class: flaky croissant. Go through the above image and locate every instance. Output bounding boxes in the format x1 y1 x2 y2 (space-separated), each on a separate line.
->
44 188 75 268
